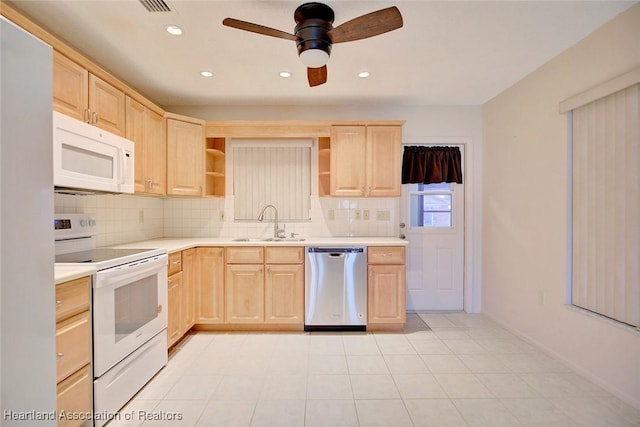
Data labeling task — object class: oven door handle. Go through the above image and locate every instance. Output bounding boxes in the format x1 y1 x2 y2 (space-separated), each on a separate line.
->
95 254 168 290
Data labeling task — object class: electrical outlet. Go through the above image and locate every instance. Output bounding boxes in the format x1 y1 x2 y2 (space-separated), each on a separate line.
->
363 210 370 220
328 209 335 220
376 210 391 221
355 209 362 220
138 210 144 223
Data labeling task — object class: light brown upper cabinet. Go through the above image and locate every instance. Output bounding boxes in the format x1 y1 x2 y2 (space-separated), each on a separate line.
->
126 96 166 195
53 51 126 136
204 137 226 197
329 125 402 197
166 115 205 197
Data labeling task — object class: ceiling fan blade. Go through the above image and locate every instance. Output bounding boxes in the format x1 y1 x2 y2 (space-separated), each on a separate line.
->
328 6 403 44
222 18 298 41
307 66 327 87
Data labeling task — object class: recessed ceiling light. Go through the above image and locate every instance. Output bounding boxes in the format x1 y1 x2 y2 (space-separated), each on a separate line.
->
357 71 371 78
200 71 214 77
165 25 183 36
279 71 292 78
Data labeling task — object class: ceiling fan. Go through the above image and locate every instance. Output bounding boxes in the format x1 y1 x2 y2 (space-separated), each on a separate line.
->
222 2 403 87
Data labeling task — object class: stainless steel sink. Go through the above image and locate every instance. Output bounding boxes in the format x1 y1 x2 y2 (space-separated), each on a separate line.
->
231 237 305 242
262 237 306 242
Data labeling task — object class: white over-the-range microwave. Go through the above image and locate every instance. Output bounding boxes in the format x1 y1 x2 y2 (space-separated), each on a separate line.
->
53 111 134 194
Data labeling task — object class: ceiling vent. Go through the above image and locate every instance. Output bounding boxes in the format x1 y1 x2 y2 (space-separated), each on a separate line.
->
139 0 172 13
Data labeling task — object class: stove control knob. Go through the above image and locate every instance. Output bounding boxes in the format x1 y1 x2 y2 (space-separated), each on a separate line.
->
80 219 87 227
89 219 96 226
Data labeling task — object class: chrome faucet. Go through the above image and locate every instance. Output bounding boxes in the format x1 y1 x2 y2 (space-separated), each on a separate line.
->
257 204 285 239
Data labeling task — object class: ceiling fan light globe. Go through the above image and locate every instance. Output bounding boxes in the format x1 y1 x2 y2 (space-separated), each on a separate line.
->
299 49 329 68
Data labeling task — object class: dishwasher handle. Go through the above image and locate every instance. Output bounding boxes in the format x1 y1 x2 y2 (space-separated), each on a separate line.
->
307 247 365 254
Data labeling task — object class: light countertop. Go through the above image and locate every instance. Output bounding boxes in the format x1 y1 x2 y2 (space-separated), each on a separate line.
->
115 236 408 254
55 265 96 284
54 237 406 282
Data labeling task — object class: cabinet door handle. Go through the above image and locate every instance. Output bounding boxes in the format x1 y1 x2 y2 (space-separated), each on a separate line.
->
56 352 64 360
83 108 91 123
56 300 63 306
92 111 99 124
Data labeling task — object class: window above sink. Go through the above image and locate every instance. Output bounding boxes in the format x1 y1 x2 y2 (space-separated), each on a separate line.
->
231 139 312 222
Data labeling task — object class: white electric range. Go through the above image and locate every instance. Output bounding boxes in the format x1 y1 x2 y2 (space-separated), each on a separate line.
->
55 213 168 426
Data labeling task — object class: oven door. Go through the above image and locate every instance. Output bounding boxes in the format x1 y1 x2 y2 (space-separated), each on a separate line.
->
93 254 167 377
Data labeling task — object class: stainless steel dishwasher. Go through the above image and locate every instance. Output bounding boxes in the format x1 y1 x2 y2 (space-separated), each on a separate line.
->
305 247 367 331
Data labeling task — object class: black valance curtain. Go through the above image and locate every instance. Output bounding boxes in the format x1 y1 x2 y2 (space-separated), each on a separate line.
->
402 146 463 184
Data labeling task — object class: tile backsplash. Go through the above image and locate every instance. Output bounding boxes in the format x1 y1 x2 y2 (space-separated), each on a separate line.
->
55 193 164 247
56 194 399 246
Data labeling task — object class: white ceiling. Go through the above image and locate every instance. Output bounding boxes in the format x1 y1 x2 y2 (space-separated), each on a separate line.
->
9 0 636 108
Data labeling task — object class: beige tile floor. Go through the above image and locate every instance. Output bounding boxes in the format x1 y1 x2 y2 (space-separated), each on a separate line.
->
109 313 640 427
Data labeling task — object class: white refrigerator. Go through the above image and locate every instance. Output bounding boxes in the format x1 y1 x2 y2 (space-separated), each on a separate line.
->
1 17 56 426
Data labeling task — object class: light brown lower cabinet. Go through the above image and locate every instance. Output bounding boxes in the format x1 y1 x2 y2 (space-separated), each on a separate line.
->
196 247 224 324
167 270 183 347
57 365 92 427
226 263 265 323
265 247 304 324
181 248 197 331
167 248 197 348
225 247 264 323
179 245 404 332
223 246 304 327
367 246 406 327
55 276 92 427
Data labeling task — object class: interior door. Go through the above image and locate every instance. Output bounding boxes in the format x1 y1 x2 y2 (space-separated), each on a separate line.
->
400 144 465 311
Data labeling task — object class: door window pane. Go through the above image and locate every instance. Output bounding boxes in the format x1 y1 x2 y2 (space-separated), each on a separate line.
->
409 183 453 228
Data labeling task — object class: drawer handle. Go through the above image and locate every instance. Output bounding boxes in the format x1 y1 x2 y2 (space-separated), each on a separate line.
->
171 261 181 265
57 352 64 360
56 300 63 306
382 253 392 257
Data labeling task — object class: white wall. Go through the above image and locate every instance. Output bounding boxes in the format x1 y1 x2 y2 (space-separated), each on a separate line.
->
482 4 640 408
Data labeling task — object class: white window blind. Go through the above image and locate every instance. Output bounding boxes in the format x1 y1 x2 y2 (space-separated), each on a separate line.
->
233 142 311 221
571 82 639 327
